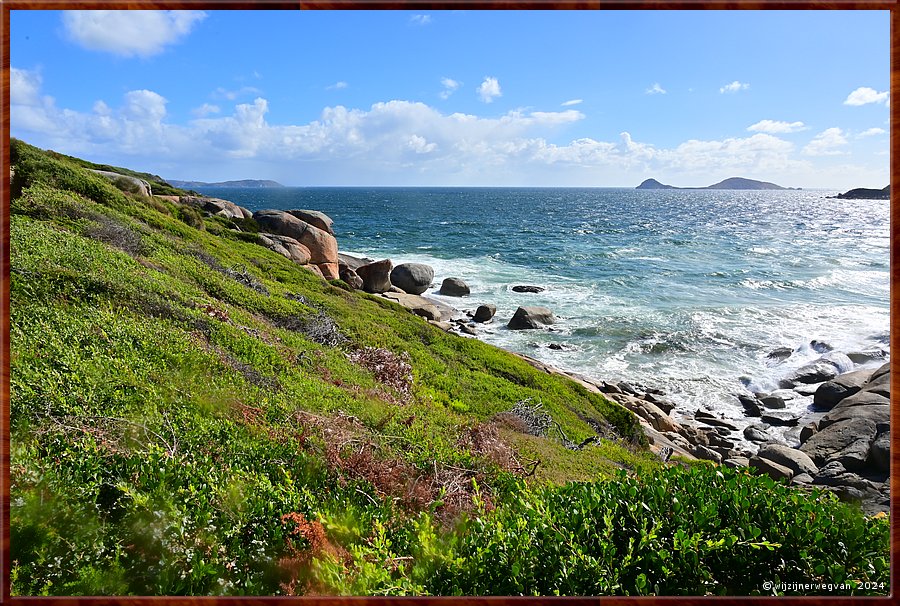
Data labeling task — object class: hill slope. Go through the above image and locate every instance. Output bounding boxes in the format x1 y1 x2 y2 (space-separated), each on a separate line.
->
8 139 888 596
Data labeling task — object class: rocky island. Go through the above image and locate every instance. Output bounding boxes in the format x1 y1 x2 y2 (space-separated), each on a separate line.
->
637 177 798 190
829 185 890 200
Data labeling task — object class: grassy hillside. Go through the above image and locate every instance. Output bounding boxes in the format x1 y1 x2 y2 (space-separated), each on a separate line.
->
8 139 889 596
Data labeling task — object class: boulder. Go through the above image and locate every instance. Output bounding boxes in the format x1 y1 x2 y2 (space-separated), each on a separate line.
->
812 461 879 493
870 361 891 382
338 252 375 271
809 340 833 353
508 306 555 330
473 304 497 323
258 233 312 264
239 206 253 220
847 350 888 364
339 267 364 290
390 263 434 295
89 169 152 197
799 422 818 444
778 352 853 389
791 473 814 485
861 371 890 398
381 291 452 322
512 285 545 293
766 347 793 363
693 410 738 431
738 394 762 417
868 431 890 473
750 456 794 482
799 418 878 469
439 277 470 297
253 210 338 267
317 263 340 281
689 444 723 464
286 209 334 235
760 412 800 427
758 394 786 409
181 196 245 220
756 444 818 476
304 264 324 278
355 259 393 293
743 425 770 443
819 391 889 429
723 457 750 469
813 368 873 410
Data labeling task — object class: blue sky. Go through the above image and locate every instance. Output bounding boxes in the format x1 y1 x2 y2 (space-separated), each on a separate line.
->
10 10 890 188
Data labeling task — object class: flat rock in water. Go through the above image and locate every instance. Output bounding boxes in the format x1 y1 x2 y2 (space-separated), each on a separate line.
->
758 394 786 409
760 411 800 427
512 285 545 293
766 347 793 363
738 394 762 417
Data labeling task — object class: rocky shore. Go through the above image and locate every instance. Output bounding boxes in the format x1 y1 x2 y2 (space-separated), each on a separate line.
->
182 196 890 516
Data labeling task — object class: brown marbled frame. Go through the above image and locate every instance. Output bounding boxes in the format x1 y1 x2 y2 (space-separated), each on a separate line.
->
0 1 896 603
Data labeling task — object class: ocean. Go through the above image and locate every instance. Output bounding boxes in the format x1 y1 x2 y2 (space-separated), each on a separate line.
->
196 186 890 437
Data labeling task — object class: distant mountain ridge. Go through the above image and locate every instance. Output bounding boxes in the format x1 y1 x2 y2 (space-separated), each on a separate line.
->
637 177 798 190
169 179 285 188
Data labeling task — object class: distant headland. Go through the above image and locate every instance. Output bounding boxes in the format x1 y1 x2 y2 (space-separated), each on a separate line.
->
168 179 285 188
829 185 890 200
636 177 799 190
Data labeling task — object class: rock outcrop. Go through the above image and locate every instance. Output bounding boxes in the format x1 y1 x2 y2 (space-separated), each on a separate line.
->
181 196 251 221
253 209 339 278
258 233 311 264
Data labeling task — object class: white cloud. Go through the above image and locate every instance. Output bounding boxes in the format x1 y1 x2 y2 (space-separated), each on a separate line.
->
477 77 502 103
439 78 460 99
62 10 206 57
720 81 749 94
747 120 807 134
844 87 889 106
327 81 348 91
561 99 583 106
192 103 221 118
13 72 870 187
214 86 262 101
10 67 42 105
803 127 848 156
646 83 666 95
410 14 432 26
858 127 886 138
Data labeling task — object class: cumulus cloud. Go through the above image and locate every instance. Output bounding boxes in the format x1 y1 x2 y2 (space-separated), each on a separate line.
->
561 99 583 106
844 87 889 106
192 103 221 118
858 127 886 138
10 67 42 105
327 81 348 91
10 71 821 186
410 14 432 26
214 86 262 100
62 10 206 57
439 78 460 100
720 81 749 94
803 127 848 156
645 83 666 95
747 120 807 134
477 77 502 103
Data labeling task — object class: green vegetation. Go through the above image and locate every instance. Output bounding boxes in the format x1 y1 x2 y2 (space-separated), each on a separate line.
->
8 138 889 596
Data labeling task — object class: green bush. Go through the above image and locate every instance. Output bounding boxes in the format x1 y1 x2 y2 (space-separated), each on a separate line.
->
313 465 889 596
178 206 205 230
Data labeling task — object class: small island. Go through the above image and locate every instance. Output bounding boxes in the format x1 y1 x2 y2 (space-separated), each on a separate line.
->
168 179 285 188
637 177 799 190
829 185 890 200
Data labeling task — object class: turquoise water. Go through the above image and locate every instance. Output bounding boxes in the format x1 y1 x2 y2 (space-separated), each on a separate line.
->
198 187 890 426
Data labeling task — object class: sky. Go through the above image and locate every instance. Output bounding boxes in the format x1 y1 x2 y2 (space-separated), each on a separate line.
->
9 10 890 188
